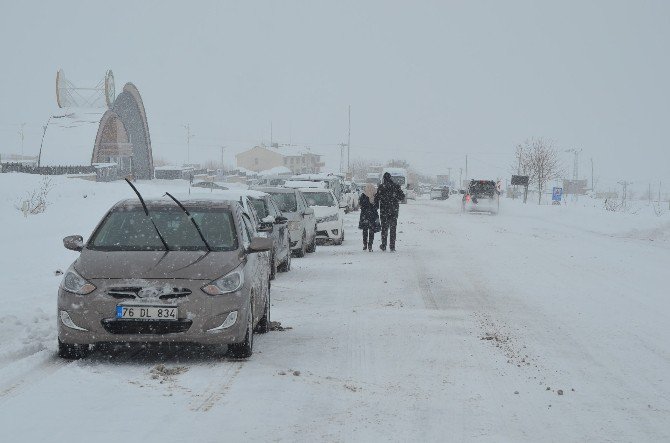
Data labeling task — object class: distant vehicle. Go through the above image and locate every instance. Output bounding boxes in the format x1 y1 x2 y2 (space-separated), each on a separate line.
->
301 188 346 245
340 181 360 212
289 174 343 202
57 196 273 359
365 172 381 185
462 180 500 214
254 176 286 187
246 193 291 279
430 186 450 200
381 167 409 203
191 181 228 190
255 187 317 257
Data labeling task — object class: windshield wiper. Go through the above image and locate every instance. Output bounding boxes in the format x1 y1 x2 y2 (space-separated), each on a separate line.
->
164 192 212 252
124 179 170 251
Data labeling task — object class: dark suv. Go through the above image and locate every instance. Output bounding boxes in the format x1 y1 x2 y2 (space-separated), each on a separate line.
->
462 180 500 214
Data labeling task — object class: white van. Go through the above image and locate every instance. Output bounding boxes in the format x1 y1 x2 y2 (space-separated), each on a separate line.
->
381 167 409 203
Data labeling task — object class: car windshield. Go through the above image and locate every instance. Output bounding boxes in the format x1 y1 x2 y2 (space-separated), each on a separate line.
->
269 192 297 212
249 198 269 219
89 208 238 251
304 192 335 207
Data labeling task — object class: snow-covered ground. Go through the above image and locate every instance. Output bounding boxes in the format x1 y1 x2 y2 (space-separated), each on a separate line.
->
0 174 669 442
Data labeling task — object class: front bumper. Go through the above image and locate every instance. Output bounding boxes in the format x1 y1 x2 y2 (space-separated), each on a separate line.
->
315 220 342 242
57 278 249 346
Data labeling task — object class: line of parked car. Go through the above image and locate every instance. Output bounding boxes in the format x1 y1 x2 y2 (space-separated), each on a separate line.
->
56 178 353 360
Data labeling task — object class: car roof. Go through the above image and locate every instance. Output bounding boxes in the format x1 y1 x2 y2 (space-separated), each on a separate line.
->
113 197 236 211
254 186 298 194
299 188 332 193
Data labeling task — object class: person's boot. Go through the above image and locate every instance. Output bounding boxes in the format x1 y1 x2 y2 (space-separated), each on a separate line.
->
368 243 373 252
379 244 386 251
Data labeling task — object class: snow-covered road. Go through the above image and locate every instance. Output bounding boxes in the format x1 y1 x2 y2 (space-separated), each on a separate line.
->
1 176 668 442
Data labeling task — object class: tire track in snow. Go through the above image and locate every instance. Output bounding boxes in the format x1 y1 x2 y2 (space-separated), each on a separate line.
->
189 361 244 412
0 351 69 402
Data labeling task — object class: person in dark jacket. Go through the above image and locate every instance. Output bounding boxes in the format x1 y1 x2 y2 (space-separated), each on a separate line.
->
358 183 379 251
375 172 405 251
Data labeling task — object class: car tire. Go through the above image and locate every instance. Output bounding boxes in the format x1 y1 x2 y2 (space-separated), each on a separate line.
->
293 231 306 258
306 233 316 253
278 249 291 272
58 339 89 359
269 251 277 280
228 301 253 358
255 281 271 334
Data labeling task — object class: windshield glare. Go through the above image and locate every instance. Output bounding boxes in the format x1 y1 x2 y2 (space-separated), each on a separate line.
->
305 192 335 207
269 193 297 212
250 198 269 219
89 208 238 251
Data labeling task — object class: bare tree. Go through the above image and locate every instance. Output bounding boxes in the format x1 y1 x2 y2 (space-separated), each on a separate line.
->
515 138 563 204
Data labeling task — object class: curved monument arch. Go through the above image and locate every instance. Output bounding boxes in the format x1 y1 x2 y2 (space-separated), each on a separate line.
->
92 82 154 179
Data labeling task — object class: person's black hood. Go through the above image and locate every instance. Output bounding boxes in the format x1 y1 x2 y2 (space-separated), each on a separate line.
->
383 172 393 184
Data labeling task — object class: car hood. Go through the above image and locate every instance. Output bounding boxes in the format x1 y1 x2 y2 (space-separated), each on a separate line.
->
312 206 337 218
74 249 242 280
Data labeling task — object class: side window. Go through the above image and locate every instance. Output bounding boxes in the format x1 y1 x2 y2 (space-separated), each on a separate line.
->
268 199 279 217
240 214 253 248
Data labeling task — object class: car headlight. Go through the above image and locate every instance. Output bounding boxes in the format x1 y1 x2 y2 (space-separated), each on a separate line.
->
61 269 96 295
318 213 339 223
201 268 245 295
288 221 301 230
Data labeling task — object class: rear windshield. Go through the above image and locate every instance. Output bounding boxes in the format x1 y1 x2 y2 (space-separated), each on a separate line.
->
249 198 269 219
304 192 335 207
269 192 297 213
469 181 496 194
89 208 238 251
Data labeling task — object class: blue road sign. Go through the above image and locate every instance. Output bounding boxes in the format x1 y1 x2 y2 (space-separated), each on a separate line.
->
552 187 563 203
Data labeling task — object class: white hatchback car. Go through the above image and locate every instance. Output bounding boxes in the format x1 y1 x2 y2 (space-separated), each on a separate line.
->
301 188 345 245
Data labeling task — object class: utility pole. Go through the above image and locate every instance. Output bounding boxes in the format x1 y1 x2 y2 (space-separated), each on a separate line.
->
347 105 351 177
338 142 347 173
465 155 468 182
183 124 195 165
19 123 26 158
220 146 226 168
618 180 631 205
459 168 463 189
447 167 452 185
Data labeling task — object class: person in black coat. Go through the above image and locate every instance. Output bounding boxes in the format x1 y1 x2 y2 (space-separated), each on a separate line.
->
358 183 380 251
375 172 405 251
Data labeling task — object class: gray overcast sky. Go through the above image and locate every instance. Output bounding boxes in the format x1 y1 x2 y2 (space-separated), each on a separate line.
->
1 0 669 189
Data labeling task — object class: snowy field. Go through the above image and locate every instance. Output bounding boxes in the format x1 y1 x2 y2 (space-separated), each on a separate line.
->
0 173 669 442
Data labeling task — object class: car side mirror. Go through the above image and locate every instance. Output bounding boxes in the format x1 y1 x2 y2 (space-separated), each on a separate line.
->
459 190 466 194
275 216 288 224
257 223 273 233
248 237 273 253
304 207 314 216
63 235 84 252
339 202 348 209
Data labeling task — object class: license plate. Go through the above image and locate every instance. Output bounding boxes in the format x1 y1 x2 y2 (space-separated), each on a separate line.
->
116 306 178 320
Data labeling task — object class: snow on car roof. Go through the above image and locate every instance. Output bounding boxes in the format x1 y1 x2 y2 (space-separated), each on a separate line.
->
283 180 326 189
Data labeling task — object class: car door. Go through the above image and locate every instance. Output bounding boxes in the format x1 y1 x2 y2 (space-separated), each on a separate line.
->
268 198 288 262
241 213 266 324
298 191 316 241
